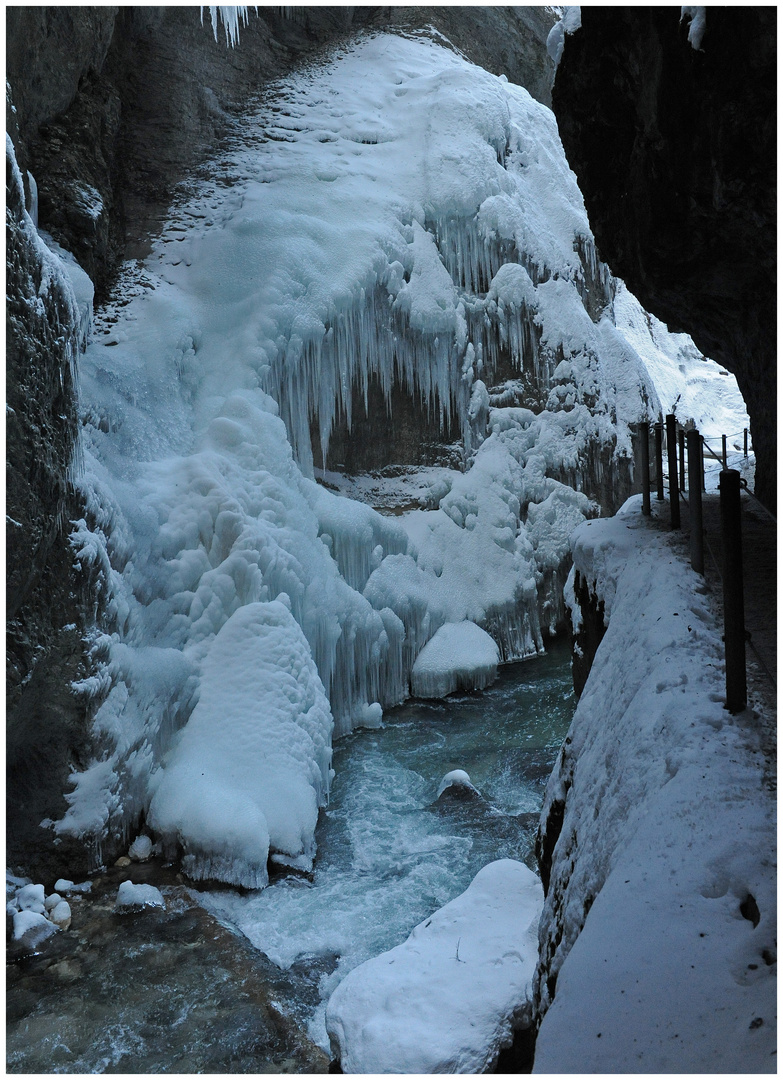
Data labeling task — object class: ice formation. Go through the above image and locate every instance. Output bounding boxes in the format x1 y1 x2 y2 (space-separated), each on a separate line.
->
411 621 499 698
200 6 255 47
681 6 707 50
325 859 544 1073
28 31 748 884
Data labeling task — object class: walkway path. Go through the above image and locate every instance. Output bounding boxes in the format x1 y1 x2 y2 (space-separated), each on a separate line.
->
681 488 776 790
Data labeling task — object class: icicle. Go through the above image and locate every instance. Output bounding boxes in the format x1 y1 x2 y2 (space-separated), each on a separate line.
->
199 6 256 47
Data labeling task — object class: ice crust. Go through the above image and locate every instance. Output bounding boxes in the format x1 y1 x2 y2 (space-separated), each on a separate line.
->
326 858 543 1074
38 33 749 884
411 621 499 698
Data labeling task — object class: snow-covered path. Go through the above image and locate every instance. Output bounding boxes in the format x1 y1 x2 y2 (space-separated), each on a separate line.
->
534 496 776 1072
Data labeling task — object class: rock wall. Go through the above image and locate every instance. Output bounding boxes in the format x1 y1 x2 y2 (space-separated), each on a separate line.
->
551 7 776 509
6 120 93 880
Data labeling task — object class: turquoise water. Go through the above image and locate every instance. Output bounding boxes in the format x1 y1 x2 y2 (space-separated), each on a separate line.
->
199 638 576 1049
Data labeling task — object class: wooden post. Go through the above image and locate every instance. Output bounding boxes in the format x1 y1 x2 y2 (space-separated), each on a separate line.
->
678 429 686 491
702 436 707 492
666 414 680 528
640 421 651 516
722 434 728 469
654 421 664 501
744 428 748 458
687 430 704 574
719 469 747 713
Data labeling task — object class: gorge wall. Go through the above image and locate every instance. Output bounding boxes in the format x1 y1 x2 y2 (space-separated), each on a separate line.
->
551 7 776 509
6 6 558 879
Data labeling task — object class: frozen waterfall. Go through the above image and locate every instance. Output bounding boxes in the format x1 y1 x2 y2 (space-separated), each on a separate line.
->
41 32 748 885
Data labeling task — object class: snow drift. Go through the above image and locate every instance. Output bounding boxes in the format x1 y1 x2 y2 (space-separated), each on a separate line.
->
326 858 543 1073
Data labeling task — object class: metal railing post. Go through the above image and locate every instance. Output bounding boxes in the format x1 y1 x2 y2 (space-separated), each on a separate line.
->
686 429 704 574
744 428 748 459
640 421 651 516
666 414 680 528
654 421 664 501
722 434 728 469
719 469 747 713
678 429 686 491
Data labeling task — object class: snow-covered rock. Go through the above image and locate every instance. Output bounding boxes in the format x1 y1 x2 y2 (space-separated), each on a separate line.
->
54 879 92 895
326 859 543 1073
44 893 63 912
114 881 166 913
128 834 153 862
49 900 72 930
12 910 59 948
148 600 333 889
411 621 500 698
436 769 479 799
16 883 46 913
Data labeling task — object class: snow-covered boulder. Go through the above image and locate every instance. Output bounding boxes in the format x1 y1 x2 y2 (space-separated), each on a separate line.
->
49 900 72 930
326 859 543 1073
148 600 333 889
15 883 46 914
411 621 500 698
436 769 480 799
114 881 165 914
54 878 92 895
128 834 153 862
12 910 59 948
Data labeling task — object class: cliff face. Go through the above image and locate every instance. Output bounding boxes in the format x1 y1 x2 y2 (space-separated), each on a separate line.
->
551 7 776 509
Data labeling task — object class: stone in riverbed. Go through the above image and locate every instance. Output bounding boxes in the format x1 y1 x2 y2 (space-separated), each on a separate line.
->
114 881 165 914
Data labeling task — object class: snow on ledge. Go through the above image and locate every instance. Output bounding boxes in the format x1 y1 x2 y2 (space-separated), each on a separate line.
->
535 495 776 1071
411 620 500 698
326 859 543 1074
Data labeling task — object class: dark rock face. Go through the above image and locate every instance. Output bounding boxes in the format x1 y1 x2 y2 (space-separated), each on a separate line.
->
6 132 92 880
552 8 776 509
569 570 606 697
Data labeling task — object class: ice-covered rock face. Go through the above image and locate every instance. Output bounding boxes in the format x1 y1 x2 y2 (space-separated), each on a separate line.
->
52 33 749 883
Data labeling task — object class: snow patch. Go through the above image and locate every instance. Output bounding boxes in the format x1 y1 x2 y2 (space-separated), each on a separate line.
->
411 621 499 698
326 859 543 1074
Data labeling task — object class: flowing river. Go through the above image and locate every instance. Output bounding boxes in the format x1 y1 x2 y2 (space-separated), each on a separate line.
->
199 639 576 1051
7 640 575 1071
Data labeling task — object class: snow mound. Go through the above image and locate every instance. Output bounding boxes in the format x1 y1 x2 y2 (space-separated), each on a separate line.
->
411 621 500 698
326 859 543 1074
148 600 333 888
114 881 165 913
12 910 60 947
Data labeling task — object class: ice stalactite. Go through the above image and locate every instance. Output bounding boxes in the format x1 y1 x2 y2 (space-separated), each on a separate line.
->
200 6 256 48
